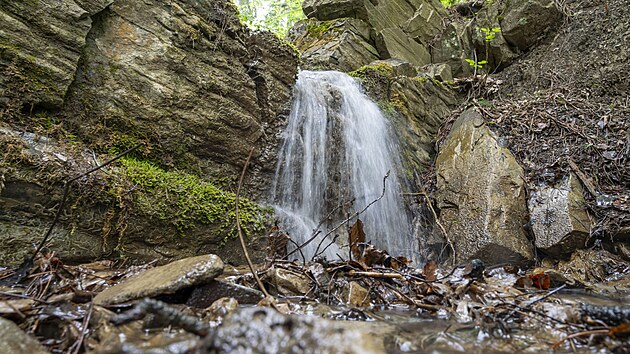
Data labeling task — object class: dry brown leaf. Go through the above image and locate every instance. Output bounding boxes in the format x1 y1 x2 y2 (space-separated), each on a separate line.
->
423 260 438 281
609 323 630 338
349 219 366 260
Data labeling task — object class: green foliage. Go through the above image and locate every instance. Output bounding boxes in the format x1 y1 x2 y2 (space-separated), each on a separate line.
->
465 27 501 72
439 0 464 7
465 58 487 69
234 0 305 36
117 157 269 243
480 27 501 42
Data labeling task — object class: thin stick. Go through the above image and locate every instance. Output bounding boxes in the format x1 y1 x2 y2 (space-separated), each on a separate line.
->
235 148 270 298
551 329 609 349
71 300 94 354
320 172 390 242
419 189 456 264
348 270 404 279
286 199 354 259
524 284 567 307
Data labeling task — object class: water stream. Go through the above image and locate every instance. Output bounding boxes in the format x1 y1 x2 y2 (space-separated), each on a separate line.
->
272 71 419 261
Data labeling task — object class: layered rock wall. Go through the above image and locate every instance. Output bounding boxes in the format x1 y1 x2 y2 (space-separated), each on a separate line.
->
0 0 298 266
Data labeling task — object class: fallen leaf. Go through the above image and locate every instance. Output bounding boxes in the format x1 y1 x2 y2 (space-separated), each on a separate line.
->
530 273 550 290
349 220 366 260
423 260 438 281
609 323 630 338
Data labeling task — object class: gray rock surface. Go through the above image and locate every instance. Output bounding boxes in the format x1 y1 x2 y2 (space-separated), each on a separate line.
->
501 0 562 51
94 254 224 305
528 173 592 256
207 307 389 353
423 63 454 82
288 18 379 72
269 267 313 296
61 0 298 185
0 317 49 354
303 0 367 21
0 0 112 109
375 27 431 67
430 22 473 77
186 280 264 307
466 1 519 72
293 0 449 71
435 109 534 265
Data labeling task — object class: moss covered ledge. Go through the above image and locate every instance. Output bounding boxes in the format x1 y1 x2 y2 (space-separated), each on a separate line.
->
112 157 270 245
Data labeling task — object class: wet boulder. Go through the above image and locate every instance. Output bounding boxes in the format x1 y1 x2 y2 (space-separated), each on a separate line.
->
206 307 388 353
528 173 592 257
288 18 379 72
500 0 563 51
187 280 264 307
0 317 49 354
269 267 313 296
435 109 535 265
94 254 224 305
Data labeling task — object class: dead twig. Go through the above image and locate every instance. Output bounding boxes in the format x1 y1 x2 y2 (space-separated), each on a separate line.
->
235 148 270 298
567 159 598 197
551 329 609 349
71 300 93 354
348 270 404 279
320 172 391 245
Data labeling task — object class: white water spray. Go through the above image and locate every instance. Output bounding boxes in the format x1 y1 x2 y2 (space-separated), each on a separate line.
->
272 71 418 261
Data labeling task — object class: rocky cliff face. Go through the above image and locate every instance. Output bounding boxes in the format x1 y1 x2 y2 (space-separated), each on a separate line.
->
0 0 298 266
292 0 562 76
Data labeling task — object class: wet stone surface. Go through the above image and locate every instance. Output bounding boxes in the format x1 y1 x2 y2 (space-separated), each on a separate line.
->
94 255 224 305
0 317 49 354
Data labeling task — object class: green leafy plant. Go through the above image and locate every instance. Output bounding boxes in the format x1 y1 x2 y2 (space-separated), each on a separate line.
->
480 27 501 42
465 58 488 69
466 27 501 73
439 0 465 7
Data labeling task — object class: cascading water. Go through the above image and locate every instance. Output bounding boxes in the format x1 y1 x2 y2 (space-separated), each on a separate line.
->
272 71 419 261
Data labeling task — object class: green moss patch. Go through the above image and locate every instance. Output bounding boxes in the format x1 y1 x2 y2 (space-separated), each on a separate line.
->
116 157 269 243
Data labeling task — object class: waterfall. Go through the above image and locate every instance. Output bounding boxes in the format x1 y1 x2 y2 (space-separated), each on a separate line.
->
271 71 418 262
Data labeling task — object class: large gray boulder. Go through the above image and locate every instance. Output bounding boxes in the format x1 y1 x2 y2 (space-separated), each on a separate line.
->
61 0 298 183
501 0 562 51
435 109 535 265
528 173 592 257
